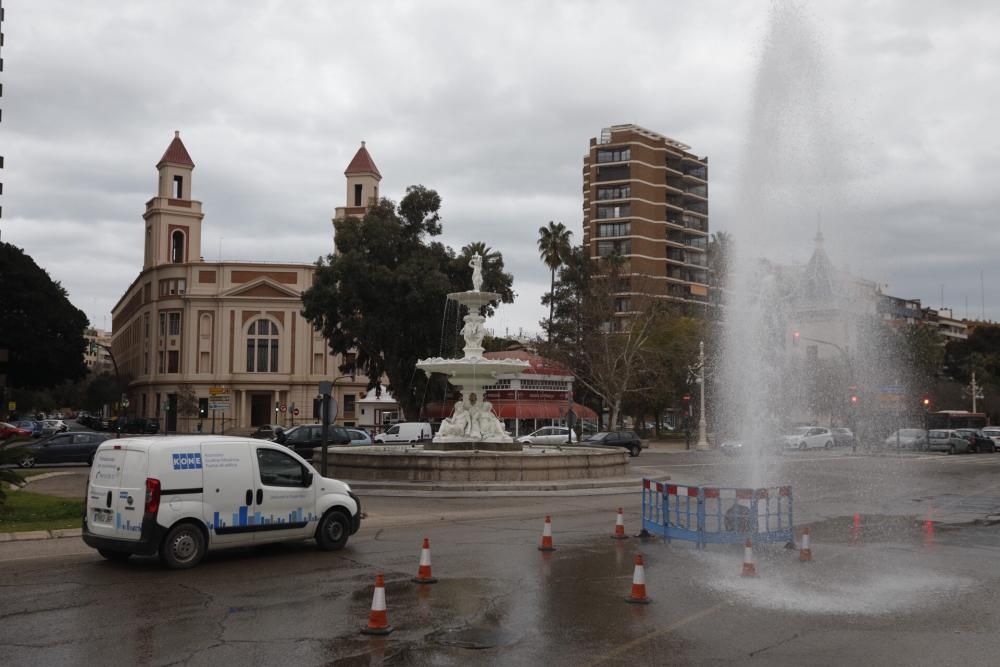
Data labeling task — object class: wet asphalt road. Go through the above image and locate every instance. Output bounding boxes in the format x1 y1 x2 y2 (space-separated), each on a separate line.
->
2 449 1000 666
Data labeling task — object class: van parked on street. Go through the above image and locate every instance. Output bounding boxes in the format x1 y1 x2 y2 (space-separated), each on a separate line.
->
81 435 362 568
374 422 433 443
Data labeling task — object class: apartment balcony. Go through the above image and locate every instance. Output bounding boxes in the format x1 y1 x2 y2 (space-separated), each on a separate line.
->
683 215 708 233
595 165 630 182
685 201 709 216
682 165 708 181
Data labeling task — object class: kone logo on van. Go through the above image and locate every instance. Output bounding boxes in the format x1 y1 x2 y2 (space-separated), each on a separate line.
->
172 452 203 470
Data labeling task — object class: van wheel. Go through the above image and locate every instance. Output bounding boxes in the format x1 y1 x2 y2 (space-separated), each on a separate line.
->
629 445 641 457
948 444 956 455
824 441 833 449
18 454 35 468
159 523 206 569
315 510 350 551
98 548 131 562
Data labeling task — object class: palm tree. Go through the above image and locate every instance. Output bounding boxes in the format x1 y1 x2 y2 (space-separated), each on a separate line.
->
461 241 501 266
537 221 573 341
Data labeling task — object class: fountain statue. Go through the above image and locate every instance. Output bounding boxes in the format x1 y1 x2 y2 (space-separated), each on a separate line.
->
417 253 530 451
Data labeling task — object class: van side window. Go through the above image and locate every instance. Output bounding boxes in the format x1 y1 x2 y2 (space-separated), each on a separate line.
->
256 448 306 487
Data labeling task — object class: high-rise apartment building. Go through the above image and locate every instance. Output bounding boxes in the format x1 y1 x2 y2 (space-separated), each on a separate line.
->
582 124 710 311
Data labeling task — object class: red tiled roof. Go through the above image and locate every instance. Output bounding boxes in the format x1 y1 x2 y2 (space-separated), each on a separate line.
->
483 350 573 376
345 141 381 178
158 131 194 167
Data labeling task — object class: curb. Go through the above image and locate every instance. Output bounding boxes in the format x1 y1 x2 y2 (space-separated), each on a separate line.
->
4 471 78 493
0 528 82 542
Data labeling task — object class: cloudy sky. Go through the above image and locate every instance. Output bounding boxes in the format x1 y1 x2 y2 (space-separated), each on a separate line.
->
2 0 999 335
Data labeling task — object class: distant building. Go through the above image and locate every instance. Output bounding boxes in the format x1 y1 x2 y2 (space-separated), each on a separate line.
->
83 328 113 372
922 307 968 343
877 294 923 327
110 134 377 432
581 124 710 315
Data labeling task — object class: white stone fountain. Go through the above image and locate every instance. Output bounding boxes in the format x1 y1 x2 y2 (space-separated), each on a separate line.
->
416 253 530 451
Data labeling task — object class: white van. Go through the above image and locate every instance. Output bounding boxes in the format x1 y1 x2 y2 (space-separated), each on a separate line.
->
374 422 433 443
82 435 361 569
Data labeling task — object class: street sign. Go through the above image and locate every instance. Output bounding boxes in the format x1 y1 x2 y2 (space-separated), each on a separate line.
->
293 407 300 416
7 401 15 411
209 386 228 396
279 404 287 413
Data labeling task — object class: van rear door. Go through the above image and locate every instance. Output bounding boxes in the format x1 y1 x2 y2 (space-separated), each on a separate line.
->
86 444 148 541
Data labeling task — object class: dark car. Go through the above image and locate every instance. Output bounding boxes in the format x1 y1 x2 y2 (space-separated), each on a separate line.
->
11 420 44 438
278 424 351 459
582 430 646 457
955 429 996 453
251 423 285 440
8 431 111 468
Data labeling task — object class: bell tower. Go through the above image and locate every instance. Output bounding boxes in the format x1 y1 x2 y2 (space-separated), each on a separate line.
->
143 131 204 269
334 141 381 223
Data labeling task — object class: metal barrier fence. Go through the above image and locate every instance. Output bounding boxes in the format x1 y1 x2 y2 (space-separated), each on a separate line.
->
641 479 794 548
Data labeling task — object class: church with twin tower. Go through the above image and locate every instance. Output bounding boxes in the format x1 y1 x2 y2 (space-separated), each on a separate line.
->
110 133 383 432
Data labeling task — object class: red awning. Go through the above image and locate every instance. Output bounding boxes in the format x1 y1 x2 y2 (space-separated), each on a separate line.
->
422 400 597 421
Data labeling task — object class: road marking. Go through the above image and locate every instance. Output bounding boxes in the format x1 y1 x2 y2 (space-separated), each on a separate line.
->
586 600 728 666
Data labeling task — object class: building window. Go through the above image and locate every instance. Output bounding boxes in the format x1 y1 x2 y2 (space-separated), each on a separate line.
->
167 350 179 373
596 186 630 200
343 395 356 417
171 230 185 263
159 313 166 337
246 318 279 373
597 148 630 163
597 240 631 257
168 312 181 336
354 183 363 207
343 352 357 376
596 204 630 219
158 351 165 373
597 222 630 238
615 297 631 313
173 175 183 198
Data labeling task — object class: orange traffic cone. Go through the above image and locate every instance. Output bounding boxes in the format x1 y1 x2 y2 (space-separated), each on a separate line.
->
799 528 813 562
741 538 757 577
850 512 861 546
538 515 556 552
412 537 438 584
612 507 628 540
625 554 652 604
360 573 394 635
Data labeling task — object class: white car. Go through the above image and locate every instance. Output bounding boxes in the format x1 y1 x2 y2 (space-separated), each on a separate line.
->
783 426 834 450
41 419 69 435
516 427 578 445
981 427 1000 447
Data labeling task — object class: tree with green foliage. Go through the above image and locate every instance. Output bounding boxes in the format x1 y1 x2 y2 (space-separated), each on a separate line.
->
537 221 573 342
0 243 89 392
302 186 514 420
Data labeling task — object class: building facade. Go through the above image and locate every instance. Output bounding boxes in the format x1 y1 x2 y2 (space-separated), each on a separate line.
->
111 133 376 432
582 124 710 312
83 328 113 373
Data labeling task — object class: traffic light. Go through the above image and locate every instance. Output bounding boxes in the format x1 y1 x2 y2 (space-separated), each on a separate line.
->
792 331 800 347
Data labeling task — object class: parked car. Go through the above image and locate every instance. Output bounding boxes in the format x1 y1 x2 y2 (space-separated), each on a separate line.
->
582 430 646 457
955 429 997 453
82 435 361 568
11 420 44 438
279 424 351 458
41 419 69 435
927 429 973 455
883 428 928 450
782 426 834 450
251 424 284 440
0 422 32 441
982 427 1000 448
374 422 434 444
345 428 373 446
516 426 579 445
8 431 111 467
831 427 855 447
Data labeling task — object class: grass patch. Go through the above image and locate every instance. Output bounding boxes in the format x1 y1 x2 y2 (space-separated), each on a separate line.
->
0 490 84 533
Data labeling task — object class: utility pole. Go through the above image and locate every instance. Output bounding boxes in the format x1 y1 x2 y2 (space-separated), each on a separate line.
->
695 341 710 451
970 372 983 413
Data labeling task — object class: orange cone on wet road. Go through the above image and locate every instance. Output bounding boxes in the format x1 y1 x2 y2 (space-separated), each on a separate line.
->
741 538 757 577
625 554 651 604
538 515 556 552
850 512 861 546
799 528 813 562
360 573 394 635
612 508 627 540
412 537 438 584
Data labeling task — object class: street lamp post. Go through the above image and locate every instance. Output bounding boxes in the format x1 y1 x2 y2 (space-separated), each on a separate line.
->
96 342 124 439
695 341 710 451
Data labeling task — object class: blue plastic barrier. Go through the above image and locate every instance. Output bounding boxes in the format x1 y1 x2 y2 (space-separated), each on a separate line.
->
641 479 794 548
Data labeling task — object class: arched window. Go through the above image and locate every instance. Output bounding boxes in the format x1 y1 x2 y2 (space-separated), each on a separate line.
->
171 230 185 263
246 319 279 373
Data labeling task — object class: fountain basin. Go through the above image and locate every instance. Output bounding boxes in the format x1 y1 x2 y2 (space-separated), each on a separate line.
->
314 444 629 483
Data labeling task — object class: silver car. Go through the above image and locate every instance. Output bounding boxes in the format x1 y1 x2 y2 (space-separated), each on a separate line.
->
927 429 972 455
516 426 578 445
884 429 928 450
